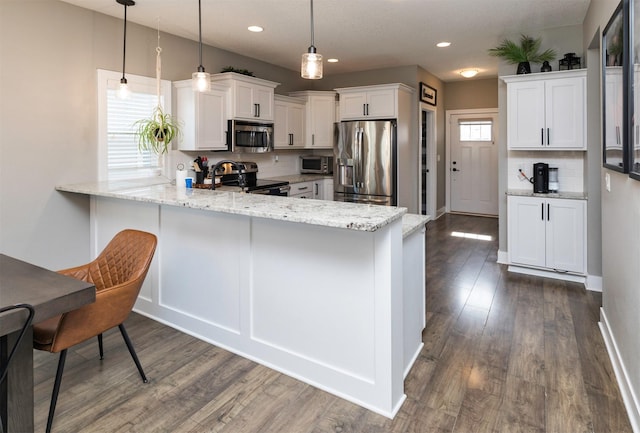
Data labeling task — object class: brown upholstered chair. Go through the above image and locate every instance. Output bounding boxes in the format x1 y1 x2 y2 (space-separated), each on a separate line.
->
33 229 157 433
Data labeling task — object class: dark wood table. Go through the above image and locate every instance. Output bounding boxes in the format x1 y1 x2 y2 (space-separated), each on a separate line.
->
0 254 95 433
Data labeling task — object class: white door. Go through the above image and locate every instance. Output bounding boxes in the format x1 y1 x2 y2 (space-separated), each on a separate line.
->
450 114 498 215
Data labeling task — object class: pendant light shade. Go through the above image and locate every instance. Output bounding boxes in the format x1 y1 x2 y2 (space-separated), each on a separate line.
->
117 0 135 99
192 0 211 92
301 0 323 79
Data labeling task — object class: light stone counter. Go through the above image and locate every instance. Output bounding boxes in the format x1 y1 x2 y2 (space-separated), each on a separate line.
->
263 173 333 184
57 178 406 232
506 189 587 200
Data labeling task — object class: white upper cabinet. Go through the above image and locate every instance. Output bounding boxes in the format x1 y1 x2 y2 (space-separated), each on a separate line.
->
174 80 228 151
274 95 305 149
211 72 279 122
288 91 336 148
503 70 586 150
335 84 412 120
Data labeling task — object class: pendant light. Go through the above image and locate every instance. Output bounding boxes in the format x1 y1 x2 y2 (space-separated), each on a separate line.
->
116 0 135 99
301 0 323 79
192 0 211 92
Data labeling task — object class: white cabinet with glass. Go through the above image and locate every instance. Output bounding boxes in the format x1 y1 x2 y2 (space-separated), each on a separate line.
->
288 91 336 149
174 80 228 151
274 95 305 149
211 72 279 122
503 70 586 150
508 195 586 274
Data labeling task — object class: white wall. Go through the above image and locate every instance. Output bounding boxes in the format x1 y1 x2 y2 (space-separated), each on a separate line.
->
583 0 640 429
0 0 302 269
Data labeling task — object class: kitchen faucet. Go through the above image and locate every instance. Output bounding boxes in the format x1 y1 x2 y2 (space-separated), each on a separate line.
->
210 160 246 190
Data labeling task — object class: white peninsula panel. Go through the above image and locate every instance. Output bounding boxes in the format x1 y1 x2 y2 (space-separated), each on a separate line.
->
58 179 428 418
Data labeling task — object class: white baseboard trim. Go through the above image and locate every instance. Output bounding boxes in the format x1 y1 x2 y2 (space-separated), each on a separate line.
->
507 264 586 284
585 274 603 292
599 308 640 433
497 250 509 265
435 207 447 220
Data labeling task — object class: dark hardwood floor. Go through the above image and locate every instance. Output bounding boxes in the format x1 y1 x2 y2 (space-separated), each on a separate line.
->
33 214 632 432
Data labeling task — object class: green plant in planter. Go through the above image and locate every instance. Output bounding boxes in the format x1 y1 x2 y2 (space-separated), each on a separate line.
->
134 106 180 154
488 34 556 73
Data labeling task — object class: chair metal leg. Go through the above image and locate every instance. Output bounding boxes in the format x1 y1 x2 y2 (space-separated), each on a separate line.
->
118 324 148 383
97 333 104 360
47 349 67 433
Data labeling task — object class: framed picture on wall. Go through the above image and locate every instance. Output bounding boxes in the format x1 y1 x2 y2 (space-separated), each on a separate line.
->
602 1 629 172
630 0 640 179
420 82 437 106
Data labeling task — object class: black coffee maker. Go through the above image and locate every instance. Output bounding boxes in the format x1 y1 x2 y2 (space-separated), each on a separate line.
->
533 163 549 193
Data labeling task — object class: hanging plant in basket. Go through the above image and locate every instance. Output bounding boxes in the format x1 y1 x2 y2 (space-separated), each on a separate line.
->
134 106 179 154
134 26 181 154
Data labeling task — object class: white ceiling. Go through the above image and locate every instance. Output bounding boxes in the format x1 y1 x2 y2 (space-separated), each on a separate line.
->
60 0 591 82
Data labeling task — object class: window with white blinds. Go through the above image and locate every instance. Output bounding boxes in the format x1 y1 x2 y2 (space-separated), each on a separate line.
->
458 120 493 142
97 69 172 181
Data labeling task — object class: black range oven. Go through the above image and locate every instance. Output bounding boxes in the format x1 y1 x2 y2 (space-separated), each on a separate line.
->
215 161 289 196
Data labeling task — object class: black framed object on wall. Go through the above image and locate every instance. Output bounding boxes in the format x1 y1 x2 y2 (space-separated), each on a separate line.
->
603 1 629 173
420 82 437 106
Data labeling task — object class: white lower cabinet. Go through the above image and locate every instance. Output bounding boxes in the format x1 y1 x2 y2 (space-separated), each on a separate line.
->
289 181 315 199
289 179 332 199
322 178 334 200
508 195 586 274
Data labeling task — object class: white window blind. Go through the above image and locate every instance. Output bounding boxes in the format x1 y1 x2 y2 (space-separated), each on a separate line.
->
107 89 160 179
459 120 492 142
97 69 172 181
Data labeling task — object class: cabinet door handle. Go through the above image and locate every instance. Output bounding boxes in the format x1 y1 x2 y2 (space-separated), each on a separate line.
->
298 186 309 191
547 128 550 146
541 128 544 146
289 133 293 145
312 134 315 146
547 203 550 221
616 126 621 145
315 183 319 195
366 103 369 116
254 103 261 117
541 203 544 220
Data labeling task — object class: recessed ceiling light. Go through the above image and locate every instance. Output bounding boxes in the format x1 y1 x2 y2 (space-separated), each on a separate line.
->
248 26 263 32
327 58 339 63
436 41 451 48
460 69 478 78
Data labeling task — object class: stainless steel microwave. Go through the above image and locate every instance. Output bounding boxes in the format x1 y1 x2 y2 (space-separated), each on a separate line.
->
300 155 334 174
228 120 274 153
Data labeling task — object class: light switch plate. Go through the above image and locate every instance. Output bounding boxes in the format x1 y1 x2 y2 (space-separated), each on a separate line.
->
605 173 611 192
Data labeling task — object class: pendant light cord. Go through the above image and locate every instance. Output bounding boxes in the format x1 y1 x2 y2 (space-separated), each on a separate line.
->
121 3 128 80
198 0 204 70
309 0 315 49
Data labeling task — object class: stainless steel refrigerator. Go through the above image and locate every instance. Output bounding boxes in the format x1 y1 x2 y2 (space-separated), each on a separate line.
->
334 120 397 206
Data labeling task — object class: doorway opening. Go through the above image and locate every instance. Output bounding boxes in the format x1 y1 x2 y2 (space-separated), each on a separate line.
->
420 105 436 217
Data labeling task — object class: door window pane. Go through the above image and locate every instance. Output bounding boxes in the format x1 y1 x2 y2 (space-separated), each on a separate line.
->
459 121 492 141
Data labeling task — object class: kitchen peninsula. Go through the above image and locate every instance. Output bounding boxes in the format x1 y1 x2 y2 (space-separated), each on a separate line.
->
57 178 429 418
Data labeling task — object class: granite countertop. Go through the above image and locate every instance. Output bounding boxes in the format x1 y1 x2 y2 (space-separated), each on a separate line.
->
56 178 407 233
263 173 333 184
506 189 587 200
401 213 430 238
